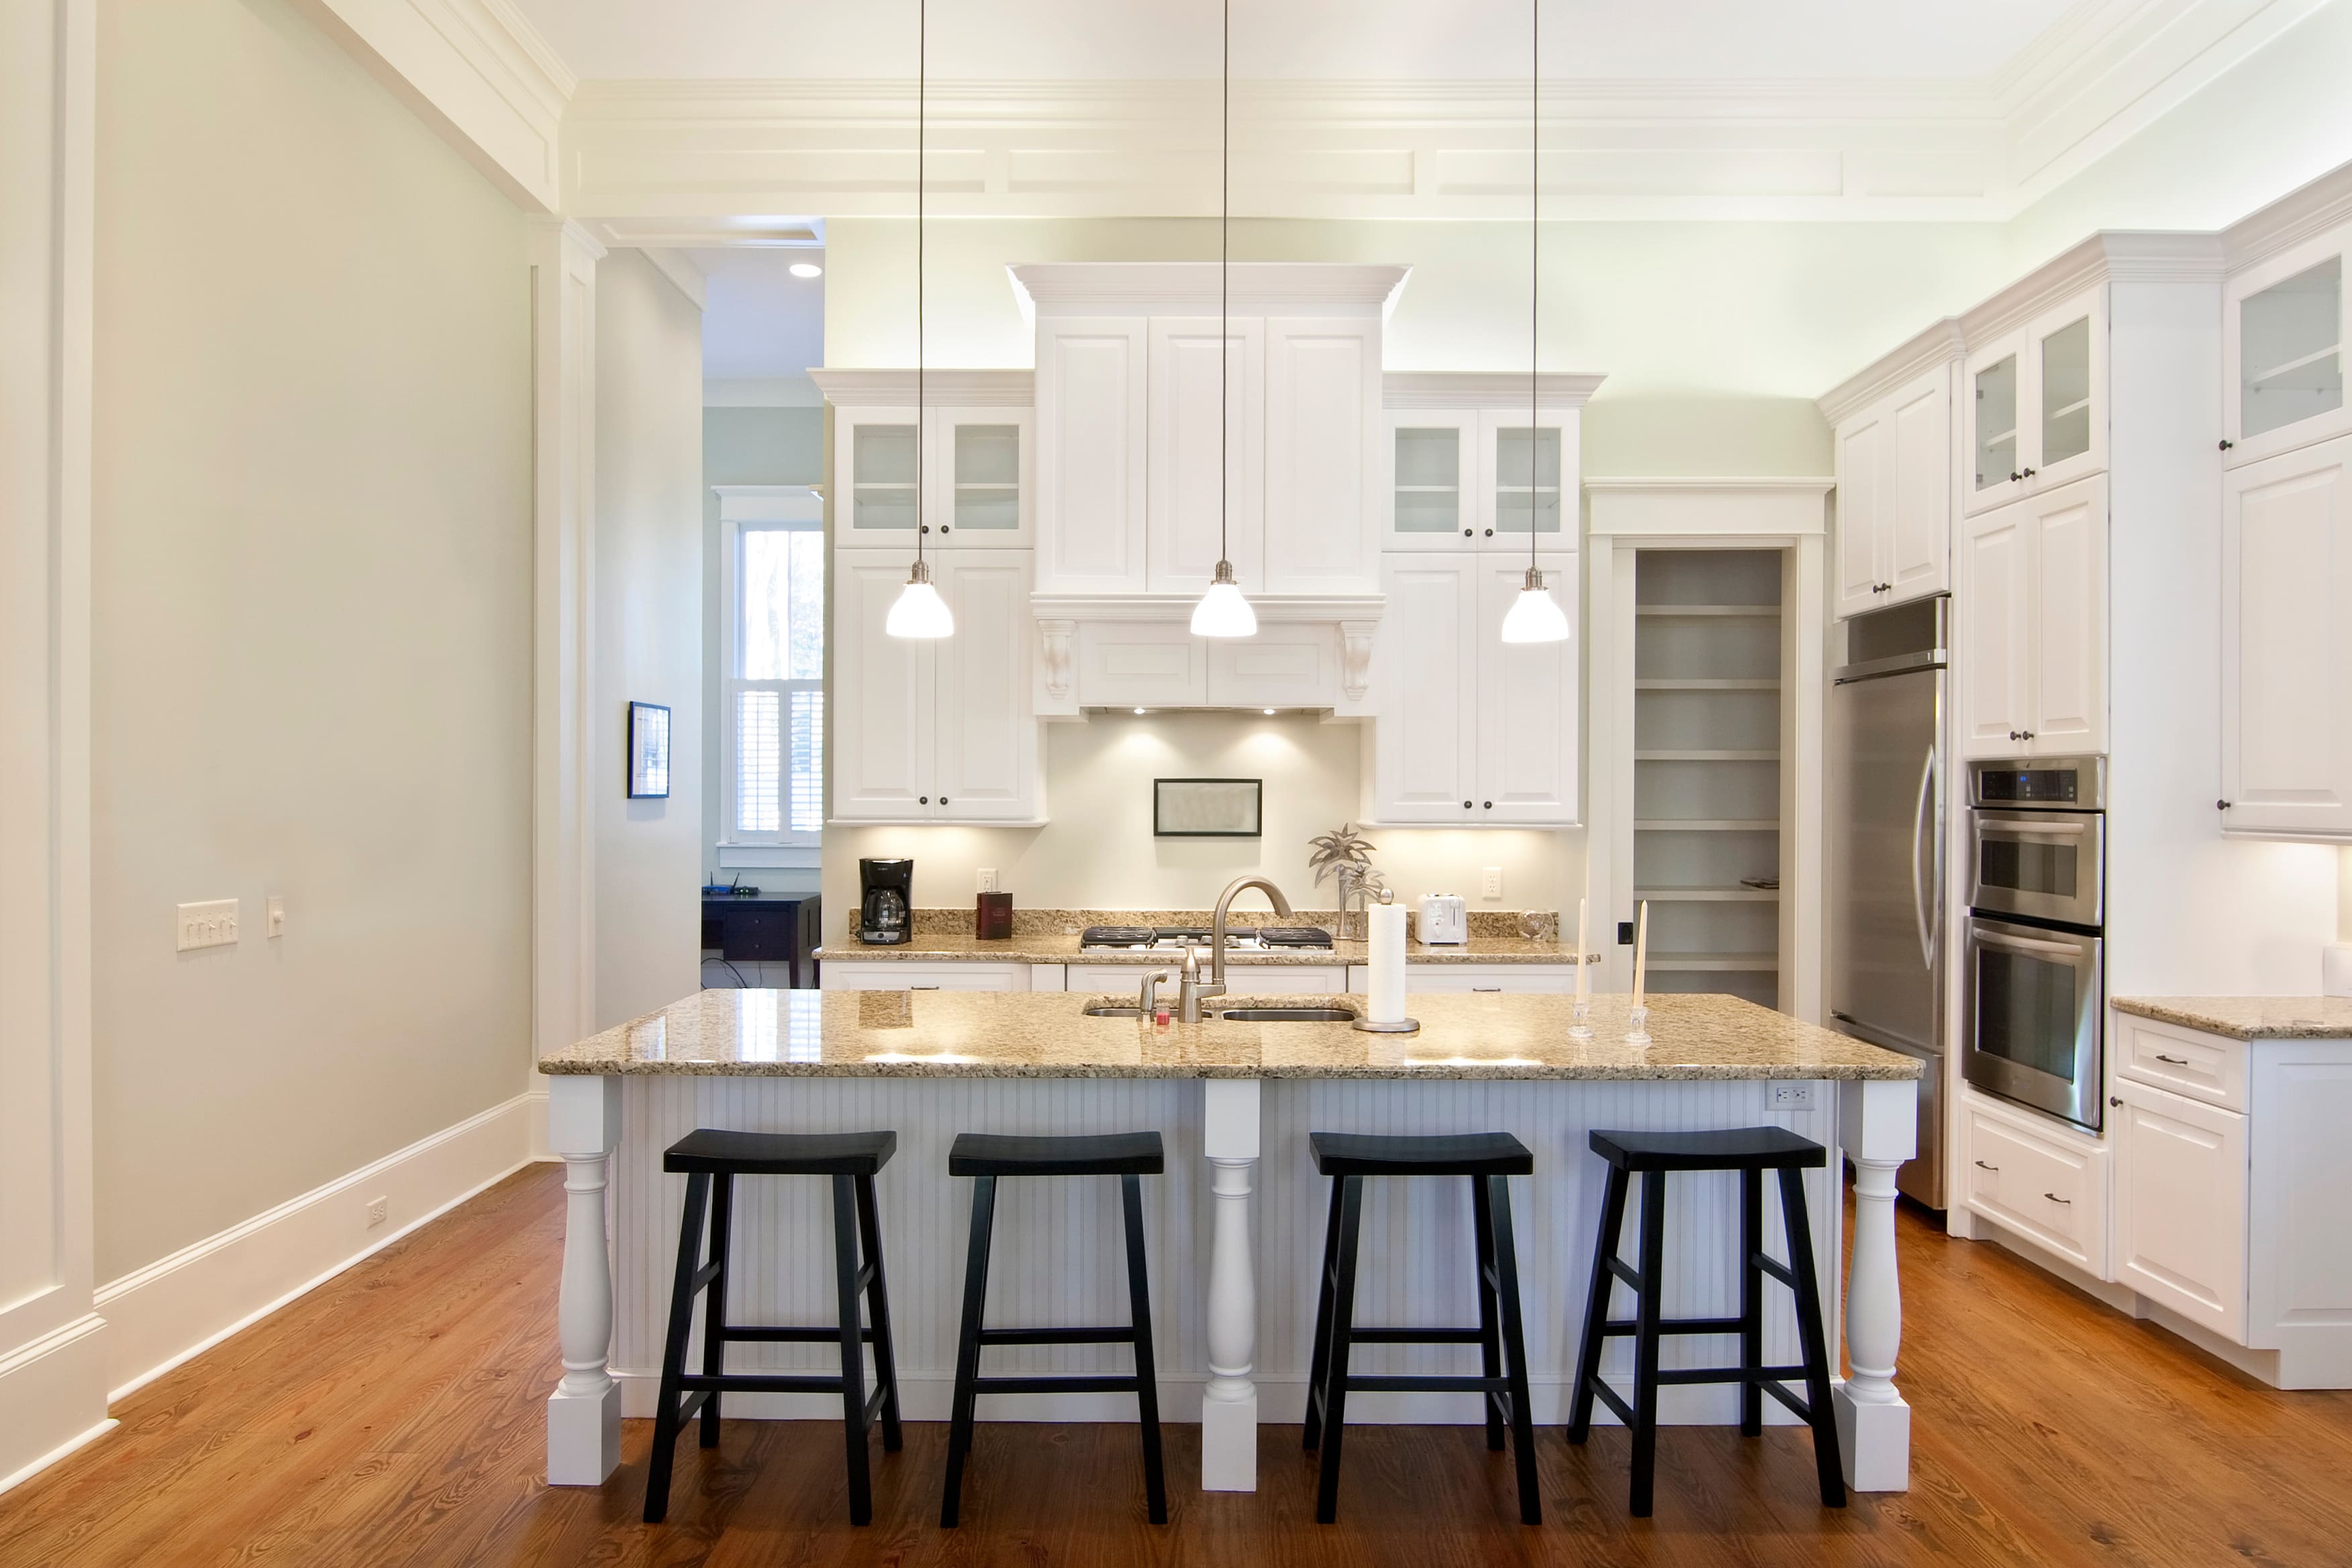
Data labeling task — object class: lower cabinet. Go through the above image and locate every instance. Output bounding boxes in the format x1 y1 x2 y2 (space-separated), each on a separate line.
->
2112 1075 2247 1342
820 962 1032 991
1345 963 1577 994
1065 963 1345 995
1959 1090 2110 1275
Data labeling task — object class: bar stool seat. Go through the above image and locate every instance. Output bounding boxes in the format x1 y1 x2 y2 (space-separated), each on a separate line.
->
644 1129 903 1528
940 1130 1168 1528
1567 1124 1845 1518
1303 1130 1541 1526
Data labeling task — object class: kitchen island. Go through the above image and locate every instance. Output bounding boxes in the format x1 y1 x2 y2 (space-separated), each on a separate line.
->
537 989 1919 1498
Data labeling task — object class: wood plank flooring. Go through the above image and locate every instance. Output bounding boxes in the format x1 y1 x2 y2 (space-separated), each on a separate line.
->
4 1161 2349 1566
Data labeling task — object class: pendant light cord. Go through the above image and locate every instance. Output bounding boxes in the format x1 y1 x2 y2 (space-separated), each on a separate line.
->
1528 0 1538 577
916 0 927 569
1218 0 1230 568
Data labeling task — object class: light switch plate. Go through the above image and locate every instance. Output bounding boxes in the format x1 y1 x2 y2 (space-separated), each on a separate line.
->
1480 867 1503 900
266 895 285 938
177 898 240 952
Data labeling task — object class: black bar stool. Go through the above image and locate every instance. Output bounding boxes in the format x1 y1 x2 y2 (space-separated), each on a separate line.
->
1302 1131 1540 1526
644 1129 903 1527
940 1131 1167 1528
1566 1126 1845 1518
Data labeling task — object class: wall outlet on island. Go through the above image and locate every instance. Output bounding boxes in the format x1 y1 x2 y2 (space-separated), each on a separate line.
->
1769 1083 1818 1110
364 1195 389 1230
1479 866 1502 899
977 868 1001 893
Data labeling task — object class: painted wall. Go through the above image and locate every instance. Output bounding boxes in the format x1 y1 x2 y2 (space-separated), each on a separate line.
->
89 0 533 1281
701 404 824 891
823 712 1581 939
595 249 706 1027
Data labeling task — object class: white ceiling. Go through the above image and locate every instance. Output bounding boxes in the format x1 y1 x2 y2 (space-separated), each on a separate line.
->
694 248 825 383
514 0 2079 85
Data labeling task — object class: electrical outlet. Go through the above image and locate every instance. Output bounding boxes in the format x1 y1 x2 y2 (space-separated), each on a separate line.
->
977 868 1001 893
266 895 285 938
1479 866 1503 900
364 1195 389 1229
176 899 240 952
1769 1082 1817 1110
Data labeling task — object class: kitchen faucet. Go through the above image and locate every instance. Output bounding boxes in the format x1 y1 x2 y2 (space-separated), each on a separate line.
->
1180 875 1295 1022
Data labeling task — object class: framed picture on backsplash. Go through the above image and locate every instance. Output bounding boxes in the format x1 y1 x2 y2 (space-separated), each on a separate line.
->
1154 777 1262 838
628 701 671 798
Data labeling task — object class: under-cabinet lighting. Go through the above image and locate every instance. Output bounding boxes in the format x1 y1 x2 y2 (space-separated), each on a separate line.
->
789 262 823 279
1134 707 1147 716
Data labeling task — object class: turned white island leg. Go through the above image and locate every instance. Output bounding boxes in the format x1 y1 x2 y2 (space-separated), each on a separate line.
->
547 1074 622 1485
1199 1078 1262 1492
1836 1076 1918 1491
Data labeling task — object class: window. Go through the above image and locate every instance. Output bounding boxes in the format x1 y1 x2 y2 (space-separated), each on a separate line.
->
726 516 824 844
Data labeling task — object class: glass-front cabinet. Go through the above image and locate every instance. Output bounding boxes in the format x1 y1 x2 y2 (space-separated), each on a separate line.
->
833 398 1034 548
1963 285 2106 515
1382 401 1577 550
2225 222 2351 467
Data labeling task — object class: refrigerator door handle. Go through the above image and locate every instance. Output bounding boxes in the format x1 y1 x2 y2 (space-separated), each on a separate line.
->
1912 743 1939 970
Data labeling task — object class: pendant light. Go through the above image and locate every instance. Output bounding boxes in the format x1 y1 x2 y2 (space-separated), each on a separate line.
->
1190 0 1257 639
1500 0 1571 646
887 0 954 640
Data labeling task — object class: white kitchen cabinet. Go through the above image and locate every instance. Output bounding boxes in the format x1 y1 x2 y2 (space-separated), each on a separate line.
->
1833 364 1951 620
1956 474 2106 758
1146 317 1263 595
1065 963 1345 996
1036 317 1149 592
2220 435 2352 837
2112 1076 2249 1342
1384 395 1582 556
1346 963 1579 994
1263 317 1382 593
933 406 1034 548
832 549 1040 824
1478 407 1575 553
1369 551 1577 825
1384 409 1479 550
817 373 1034 551
2224 221 2350 468
1075 621 1207 707
821 962 1030 992
1959 1089 2110 1276
836 404 923 542
1963 285 2106 515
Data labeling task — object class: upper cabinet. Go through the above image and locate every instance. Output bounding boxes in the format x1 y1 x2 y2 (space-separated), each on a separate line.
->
1831 359 1953 620
2224 222 2351 469
815 371 1037 551
1956 474 2107 759
1382 375 1598 553
1145 317 1263 597
1034 319 1149 590
1963 285 2107 515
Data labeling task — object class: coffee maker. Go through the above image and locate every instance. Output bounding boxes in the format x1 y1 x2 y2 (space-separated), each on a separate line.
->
858 858 914 944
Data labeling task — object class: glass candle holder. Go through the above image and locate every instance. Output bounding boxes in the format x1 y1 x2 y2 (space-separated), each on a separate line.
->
1568 997 1594 1040
1624 1003 1651 1046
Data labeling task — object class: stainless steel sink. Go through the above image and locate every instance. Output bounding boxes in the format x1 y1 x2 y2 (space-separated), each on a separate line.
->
1081 1003 1144 1018
1216 1006 1357 1022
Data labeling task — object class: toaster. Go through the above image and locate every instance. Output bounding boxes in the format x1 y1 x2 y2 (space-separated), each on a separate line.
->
1416 893 1469 946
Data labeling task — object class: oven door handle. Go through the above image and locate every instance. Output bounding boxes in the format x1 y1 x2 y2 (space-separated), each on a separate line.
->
1979 819 2088 838
1973 929 2090 960
1912 744 1939 970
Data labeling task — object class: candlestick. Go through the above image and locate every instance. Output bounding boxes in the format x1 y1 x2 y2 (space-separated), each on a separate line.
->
1625 1002 1651 1046
1573 895 1589 1002
1630 899 1649 1007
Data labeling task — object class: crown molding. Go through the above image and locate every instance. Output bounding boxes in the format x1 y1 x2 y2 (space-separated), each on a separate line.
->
1383 372 1608 409
1008 262 1411 315
1961 230 2226 342
636 248 705 311
2224 155 2352 270
1816 320 1965 426
809 368 1036 407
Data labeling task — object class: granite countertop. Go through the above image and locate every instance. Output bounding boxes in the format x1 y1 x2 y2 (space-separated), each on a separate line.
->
538 989 1920 1082
2112 995 2352 1041
814 932 1587 967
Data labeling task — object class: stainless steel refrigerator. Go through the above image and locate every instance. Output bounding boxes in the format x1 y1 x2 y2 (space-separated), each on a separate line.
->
1828 595 1947 1209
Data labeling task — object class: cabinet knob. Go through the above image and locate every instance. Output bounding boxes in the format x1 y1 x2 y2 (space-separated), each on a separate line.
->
2217 799 2233 811
2219 440 2235 452
2008 730 2021 740
940 524 952 533
920 524 931 534
2022 467 2038 479
2021 730 2036 740
940 797 949 805
2110 1095 2122 1108
1463 800 1473 810
1463 528 1473 537
1483 801 1493 810
2010 471 2022 483
1484 528 1495 537
919 795 929 804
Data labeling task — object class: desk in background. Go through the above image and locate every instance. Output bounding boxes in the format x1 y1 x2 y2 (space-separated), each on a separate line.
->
699 892 820 989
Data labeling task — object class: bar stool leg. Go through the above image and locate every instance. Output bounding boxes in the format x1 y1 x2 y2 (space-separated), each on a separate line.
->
854 1173 904 1453
1120 1173 1169 1524
1566 1163 1628 1445
1629 1169 1667 1518
1486 1175 1542 1526
644 1171 710 1524
699 1175 733 1449
1777 1166 1848 1508
1470 1175 1505 1453
940 1174 997 1528
1313 1175 1365 1525
1301 1176 1346 1451
830 1174 874 1526
1739 1167 1763 1438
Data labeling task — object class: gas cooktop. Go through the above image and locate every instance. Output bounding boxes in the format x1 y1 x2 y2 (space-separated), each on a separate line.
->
1079 924 1334 952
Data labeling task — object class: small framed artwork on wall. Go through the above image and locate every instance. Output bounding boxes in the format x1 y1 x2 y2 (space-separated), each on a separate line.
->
1154 777 1263 838
628 701 671 798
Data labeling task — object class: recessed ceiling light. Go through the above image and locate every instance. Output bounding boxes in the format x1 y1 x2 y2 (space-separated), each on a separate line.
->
789 262 823 279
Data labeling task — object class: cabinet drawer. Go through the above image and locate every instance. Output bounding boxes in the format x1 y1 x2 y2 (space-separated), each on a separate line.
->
2116 1016 2247 1110
820 962 1032 992
1065 963 1345 996
1345 963 1578 994
1962 1095 2109 1275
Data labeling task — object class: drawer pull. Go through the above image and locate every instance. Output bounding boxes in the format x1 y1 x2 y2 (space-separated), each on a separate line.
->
909 984 942 991
2153 1052 2190 1065
1973 1159 1999 1172
1471 985 1503 993
2043 1192 2071 1205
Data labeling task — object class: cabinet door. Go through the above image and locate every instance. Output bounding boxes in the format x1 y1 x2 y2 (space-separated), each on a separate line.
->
1883 367 1953 603
1964 331 2028 515
831 551 937 820
1475 554 1579 824
2224 222 2350 467
837 405 925 543
1035 317 1148 592
1386 409 1480 550
2024 475 2106 756
1832 400 1887 620
2114 1077 2248 1342
1957 500 2032 756
1146 317 1264 593
1370 555 1478 822
2221 436 2352 836
932 406 1033 548
1264 317 1381 593
1478 407 1576 553
932 552 1038 821
2025 287 2106 494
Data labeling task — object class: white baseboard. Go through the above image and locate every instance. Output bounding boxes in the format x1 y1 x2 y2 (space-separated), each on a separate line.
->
96 1091 540 1403
0 1313 114 1498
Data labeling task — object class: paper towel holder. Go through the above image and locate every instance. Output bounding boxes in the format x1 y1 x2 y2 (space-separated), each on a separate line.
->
1353 887 1421 1034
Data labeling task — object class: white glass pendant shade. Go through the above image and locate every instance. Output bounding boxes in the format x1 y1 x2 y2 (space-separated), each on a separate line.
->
886 557 954 638
1189 558 1257 638
1499 566 1570 644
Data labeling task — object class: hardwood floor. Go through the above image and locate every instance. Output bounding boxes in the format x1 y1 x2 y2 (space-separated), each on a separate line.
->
5 1161 2349 1567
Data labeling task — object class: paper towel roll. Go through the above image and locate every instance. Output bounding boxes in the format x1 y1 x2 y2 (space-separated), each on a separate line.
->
1367 901 1408 1024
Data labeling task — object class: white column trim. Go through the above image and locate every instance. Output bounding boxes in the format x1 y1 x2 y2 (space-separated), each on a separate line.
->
1836 1077 1918 1491
1199 1078 1262 1491
547 1075 623 1485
